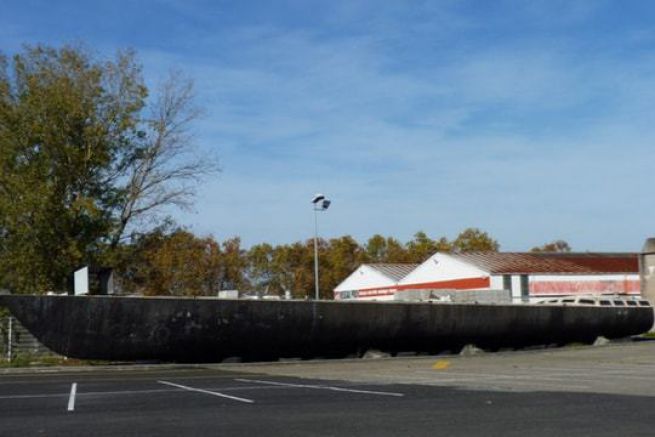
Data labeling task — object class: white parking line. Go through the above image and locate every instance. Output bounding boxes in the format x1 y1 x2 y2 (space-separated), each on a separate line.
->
235 378 404 397
157 380 254 404
0 385 290 402
67 383 77 412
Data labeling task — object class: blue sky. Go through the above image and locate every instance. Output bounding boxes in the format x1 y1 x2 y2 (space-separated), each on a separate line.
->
3 0 655 251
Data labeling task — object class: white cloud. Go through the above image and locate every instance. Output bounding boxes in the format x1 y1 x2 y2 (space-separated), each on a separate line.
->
145 21 655 250
5 1 655 250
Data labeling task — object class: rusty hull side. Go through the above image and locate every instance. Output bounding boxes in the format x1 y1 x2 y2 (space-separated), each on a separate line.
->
2 295 653 362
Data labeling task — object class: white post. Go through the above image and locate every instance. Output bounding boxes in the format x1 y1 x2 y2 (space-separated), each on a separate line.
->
7 316 12 362
74 266 89 295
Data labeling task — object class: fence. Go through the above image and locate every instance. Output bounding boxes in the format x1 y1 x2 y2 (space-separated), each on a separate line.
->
0 316 55 361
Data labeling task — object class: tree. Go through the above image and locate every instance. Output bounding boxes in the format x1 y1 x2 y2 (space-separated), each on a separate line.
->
109 71 217 248
0 45 216 293
323 235 367 297
452 228 499 252
434 236 453 252
270 241 315 298
247 243 275 292
0 45 145 292
406 231 439 263
365 234 388 262
246 242 308 297
219 237 248 291
118 228 222 296
530 240 571 253
364 235 410 263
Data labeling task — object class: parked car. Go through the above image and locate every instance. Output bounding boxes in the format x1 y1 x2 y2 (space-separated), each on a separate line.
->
536 295 651 307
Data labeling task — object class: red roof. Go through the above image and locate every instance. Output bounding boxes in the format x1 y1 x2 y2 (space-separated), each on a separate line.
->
450 252 638 274
367 264 419 281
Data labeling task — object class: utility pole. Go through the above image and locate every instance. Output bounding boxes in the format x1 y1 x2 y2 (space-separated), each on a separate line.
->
311 194 331 300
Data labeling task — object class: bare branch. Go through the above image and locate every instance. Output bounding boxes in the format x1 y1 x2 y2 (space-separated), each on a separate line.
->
109 71 219 247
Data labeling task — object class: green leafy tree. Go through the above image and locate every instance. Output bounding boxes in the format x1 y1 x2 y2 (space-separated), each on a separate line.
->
452 228 499 252
364 234 388 262
530 240 571 253
268 244 299 296
272 241 315 298
364 235 410 263
406 231 439 263
434 236 453 252
247 243 275 292
0 45 216 293
0 46 145 292
219 237 248 291
322 235 367 297
130 229 222 296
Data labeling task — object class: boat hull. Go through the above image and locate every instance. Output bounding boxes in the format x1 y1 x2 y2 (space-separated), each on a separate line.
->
1 295 653 362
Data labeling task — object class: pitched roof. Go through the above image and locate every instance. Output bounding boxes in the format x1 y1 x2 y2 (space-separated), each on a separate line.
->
366 263 419 281
449 252 638 274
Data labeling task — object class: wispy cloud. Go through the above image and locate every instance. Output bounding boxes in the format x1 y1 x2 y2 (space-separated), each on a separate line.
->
3 1 655 250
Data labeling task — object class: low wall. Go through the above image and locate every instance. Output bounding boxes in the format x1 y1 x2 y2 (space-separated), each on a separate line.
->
395 289 512 303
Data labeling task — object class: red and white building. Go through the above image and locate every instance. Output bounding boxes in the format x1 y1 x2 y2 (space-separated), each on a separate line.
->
333 252 640 302
333 263 417 301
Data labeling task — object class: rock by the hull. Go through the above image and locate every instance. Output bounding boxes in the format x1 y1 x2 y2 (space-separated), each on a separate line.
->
460 344 485 356
362 349 391 359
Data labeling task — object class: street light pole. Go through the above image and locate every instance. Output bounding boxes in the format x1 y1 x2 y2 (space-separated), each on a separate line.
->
311 194 331 300
313 206 319 300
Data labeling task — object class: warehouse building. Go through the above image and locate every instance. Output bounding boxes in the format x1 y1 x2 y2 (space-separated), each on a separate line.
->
333 263 417 300
333 252 640 302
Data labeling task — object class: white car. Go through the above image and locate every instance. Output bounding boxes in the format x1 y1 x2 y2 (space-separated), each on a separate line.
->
536 295 651 307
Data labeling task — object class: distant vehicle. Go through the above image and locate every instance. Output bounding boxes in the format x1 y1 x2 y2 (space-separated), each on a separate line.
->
536 295 651 307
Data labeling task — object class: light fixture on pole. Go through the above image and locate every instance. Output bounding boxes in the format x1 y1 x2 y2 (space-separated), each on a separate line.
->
312 193 331 300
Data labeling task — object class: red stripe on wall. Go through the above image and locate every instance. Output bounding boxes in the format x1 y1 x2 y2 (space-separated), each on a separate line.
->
357 289 397 297
396 277 491 291
355 276 490 293
340 277 491 298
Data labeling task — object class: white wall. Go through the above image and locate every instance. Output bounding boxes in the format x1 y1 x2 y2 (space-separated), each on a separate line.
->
511 275 523 301
398 253 489 287
334 265 397 292
336 256 641 302
528 274 640 296
351 290 396 301
490 276 504 290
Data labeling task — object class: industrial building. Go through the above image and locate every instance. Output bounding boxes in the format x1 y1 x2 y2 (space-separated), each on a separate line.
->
334 263 417 300
333 252 640 302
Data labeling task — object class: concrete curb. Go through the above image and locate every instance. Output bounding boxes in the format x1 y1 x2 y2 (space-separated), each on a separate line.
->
0 337 650 376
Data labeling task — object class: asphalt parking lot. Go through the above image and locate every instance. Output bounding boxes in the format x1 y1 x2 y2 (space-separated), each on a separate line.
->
2 342 655 436
229 340 655 397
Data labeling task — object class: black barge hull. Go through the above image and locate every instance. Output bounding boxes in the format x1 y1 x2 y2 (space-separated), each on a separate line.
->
1 295 652 362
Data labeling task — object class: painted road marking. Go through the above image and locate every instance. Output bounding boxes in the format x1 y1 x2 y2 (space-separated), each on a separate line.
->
432 360 450 370
235 378 404 397
67 383 77 412
0 385 291 402
157 380 255 404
